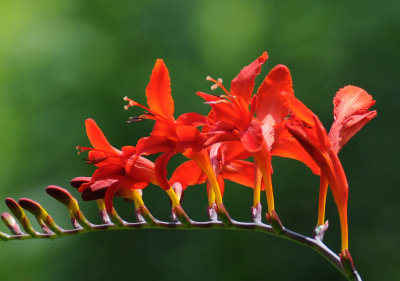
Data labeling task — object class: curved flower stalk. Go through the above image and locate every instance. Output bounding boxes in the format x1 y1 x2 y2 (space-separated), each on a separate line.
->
0 53 375 281
0 185 361 281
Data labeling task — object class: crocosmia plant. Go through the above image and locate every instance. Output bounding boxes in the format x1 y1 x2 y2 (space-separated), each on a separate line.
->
0 52 376 281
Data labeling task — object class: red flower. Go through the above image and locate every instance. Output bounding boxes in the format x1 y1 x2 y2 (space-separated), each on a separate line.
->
198 52 319 213
124 59 224 207
73 118 156 212
284 85 376 250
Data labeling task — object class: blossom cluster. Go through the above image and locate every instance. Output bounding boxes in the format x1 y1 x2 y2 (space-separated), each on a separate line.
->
71 52 376 255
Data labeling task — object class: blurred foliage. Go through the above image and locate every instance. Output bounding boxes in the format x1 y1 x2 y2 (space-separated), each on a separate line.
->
0 0 399 280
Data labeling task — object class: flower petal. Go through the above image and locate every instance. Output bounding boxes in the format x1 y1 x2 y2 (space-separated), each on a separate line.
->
222 160 258 189
146 59 175 121
329 85 377 153
169 160 207 190
272 122 320 175
104 180 121 212
218 141 251 163
176 112 209 127
230 52 268 108
284 94 315 126
85 119 121 155
197 91 243 125
155 151 176 190
135 135 177 155
256 64 293 124
176 125 205 151
81 179 118 201
239 120 264 153
256 65 293 149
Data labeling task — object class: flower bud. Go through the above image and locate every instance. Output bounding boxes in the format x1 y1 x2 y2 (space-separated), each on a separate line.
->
1 212 22 235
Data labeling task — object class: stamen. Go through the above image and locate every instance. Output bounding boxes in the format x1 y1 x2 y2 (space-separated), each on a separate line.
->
204 100 229 105
127 117 145 123
76 146 93 154
123 96 151 112
143 111 155 117
83 157 108 165
205 75 231 97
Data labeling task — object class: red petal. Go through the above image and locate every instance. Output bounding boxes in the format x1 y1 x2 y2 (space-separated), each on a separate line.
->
176 112 209 127
222 160 256 189
135 135 177 155
256 64 293 124
272 122 320 175
219 141 251 163
197 91 243 125
125 156 157 186
176 125 205 151
70 177 91 188
284 94 315 126
239 120 264 153
82 179 118 201
217 174 225 197
155 151 176 190
146 59 175 121
169 160 206 190
285 117 330 171
151 120 177 137
230 52 268 108
104 180 121 212
83 165 124 188
329 86 377 153
85 119 121 155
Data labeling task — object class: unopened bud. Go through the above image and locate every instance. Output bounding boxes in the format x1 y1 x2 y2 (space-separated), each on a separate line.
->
5 198 36 236
46 186 80 214
19 198 63 234
1 212 22 235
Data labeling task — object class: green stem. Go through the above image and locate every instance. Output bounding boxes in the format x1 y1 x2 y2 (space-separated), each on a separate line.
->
0 208 361 281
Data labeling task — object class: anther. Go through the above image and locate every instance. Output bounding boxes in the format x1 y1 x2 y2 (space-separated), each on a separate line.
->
127 117 145 123
143 111 155 117
211 84 219 91
204 100 229 105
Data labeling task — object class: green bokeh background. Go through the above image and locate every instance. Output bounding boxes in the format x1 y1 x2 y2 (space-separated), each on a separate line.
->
0 1 398 280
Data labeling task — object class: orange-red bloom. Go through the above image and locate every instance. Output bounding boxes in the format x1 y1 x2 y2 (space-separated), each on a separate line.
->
283 85 376 250
198 52 319 213
73 118 156 212
124 59 223 206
